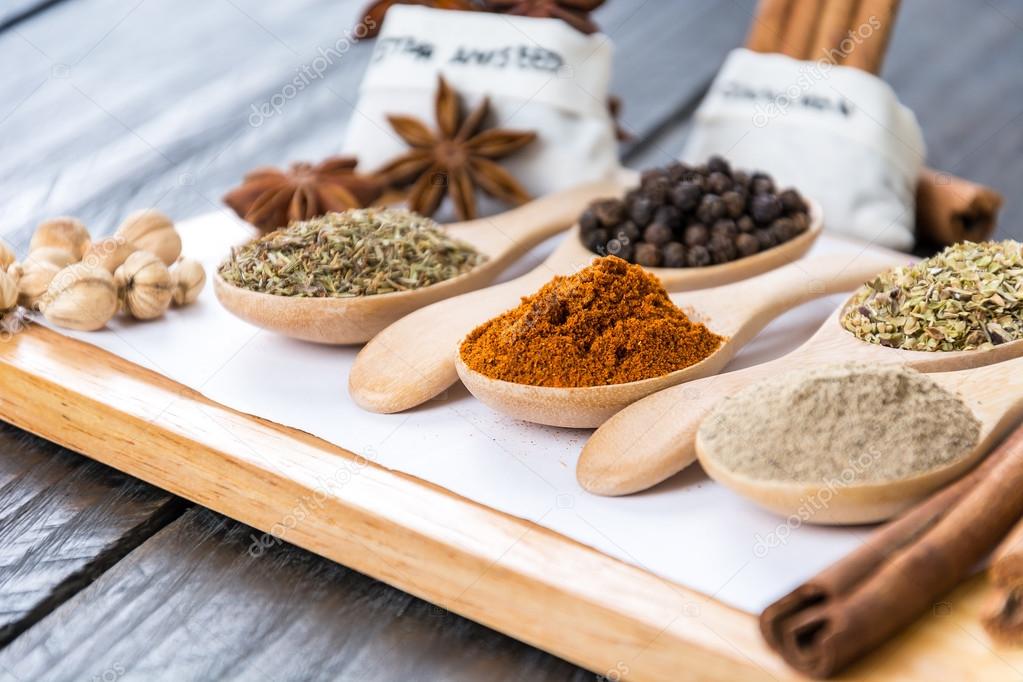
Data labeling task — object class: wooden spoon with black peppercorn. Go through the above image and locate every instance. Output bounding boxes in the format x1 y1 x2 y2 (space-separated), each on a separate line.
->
454 249 903 427
348 196 822 413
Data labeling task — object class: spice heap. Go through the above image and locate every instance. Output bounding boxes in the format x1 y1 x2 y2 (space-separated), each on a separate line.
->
1 211 205 332
377 76 536 221
699 363 980 484
460 256 723 387
579 157 811 267
219 208 486 298
842 240 1023 351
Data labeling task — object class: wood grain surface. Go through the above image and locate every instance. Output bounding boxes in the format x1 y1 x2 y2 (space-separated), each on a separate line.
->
0 0 1021 679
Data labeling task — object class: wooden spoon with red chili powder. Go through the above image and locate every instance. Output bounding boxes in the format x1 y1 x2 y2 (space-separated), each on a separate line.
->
455 249 907 428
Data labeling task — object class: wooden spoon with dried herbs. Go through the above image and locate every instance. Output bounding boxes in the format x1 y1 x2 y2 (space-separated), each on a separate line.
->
578 241 1023 497
214 177 625 344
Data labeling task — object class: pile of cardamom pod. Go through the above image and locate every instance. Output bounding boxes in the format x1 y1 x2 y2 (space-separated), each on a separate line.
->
0 210 206 331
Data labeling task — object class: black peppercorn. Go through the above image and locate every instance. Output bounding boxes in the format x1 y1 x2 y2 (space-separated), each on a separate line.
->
711 219 737 239
640 168 666 185
779 188 807 214
707 155 732 177
643 222 673 247
791 211 810 233
707 171 732 195
607 239 634 262
662 241 687 268
653 205 681 230
755 228 777 250
770 217 797 242
721 191 745 219
750 173 775 195
708 233 736 263
732 170 750 188
683 223 709 247
666 161 690 183
735 233 759 257
737 215 755 233
580 209 599 233
644 177 671 204
592 199 626 227
670 182 702 212
697 194 726 224
634 242 662 267
628 195 654 226
583 228 610 253
617 221 641 244
686 244 711 267
751 193 783 224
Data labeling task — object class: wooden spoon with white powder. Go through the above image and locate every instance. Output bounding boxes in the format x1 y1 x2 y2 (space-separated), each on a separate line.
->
695 361 1023 524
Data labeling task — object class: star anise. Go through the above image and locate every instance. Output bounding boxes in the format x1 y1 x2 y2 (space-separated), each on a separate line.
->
377 76 537 221
480 0 605 34
358 0 477 39
223 156 382 234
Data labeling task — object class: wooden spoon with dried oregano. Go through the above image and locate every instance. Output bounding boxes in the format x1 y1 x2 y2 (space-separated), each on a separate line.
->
218 208 486 298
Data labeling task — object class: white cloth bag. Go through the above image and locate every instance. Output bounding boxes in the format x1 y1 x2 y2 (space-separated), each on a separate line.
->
683 48 925 251
342 6 621 208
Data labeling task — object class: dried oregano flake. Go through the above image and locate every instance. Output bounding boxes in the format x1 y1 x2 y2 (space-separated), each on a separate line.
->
218 208 486 297
842 240 1023 351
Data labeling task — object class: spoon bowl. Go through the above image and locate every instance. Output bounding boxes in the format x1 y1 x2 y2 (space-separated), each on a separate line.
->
214 177 626 344
577 299 1023 497
454 249 901 428
350 199 823 412
696 357 1023 524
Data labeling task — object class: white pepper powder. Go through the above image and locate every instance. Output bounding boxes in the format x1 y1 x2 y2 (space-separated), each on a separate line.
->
699 363 980 483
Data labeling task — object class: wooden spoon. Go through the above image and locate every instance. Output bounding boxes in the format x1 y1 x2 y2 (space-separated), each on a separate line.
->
696 357 1023 524
454 250 906 428
349 202 823 413
578 303 1023 497
214 177 626 344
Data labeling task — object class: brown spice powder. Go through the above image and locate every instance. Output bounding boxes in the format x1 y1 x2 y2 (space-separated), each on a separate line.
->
459 256 724 387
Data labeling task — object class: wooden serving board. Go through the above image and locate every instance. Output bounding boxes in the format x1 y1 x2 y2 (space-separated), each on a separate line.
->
2 325 1022 680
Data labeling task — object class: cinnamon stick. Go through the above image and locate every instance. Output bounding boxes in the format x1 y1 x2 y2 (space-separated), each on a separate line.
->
981 513 1023 643
746 0 793 54
777 1 820 59
917 168 1003 246
991 515 1023 587
984 587 1023 645
761 422 1023 678
809 0 859 63
841 0 900 73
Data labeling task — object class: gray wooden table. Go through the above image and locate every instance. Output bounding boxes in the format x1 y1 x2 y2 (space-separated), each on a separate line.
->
0 1 1021 680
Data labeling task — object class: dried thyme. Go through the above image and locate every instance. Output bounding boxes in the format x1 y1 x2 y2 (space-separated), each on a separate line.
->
841 240 1023 351
218 208 486 297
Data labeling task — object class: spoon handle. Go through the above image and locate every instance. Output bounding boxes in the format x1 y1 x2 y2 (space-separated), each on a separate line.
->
680 250 909 338
349 265 553 414
445 178 625 256
933 357 1023 436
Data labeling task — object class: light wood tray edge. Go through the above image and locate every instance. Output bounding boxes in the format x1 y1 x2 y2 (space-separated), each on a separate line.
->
3 324 1019 681
0 324 783 682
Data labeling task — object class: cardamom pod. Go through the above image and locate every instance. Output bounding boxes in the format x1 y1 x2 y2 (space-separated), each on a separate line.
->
115 251 173 320
39 263 118 331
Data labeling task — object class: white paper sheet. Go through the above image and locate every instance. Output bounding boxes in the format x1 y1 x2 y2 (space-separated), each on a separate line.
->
37 211 884 614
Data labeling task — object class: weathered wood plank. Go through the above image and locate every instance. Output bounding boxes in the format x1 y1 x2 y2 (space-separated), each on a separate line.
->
0 507 594 682
0 423 184 646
